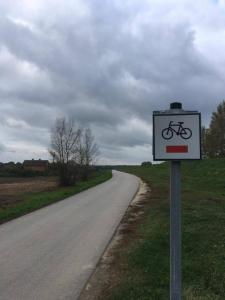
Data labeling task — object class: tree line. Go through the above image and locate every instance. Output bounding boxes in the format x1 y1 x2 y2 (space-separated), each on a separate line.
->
49 117 99 186
202 100 225 158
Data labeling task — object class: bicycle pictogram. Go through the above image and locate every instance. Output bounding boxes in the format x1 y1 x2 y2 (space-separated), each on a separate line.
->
161 121 192 140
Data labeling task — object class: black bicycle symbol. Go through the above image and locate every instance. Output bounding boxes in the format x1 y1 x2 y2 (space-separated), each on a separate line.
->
162 121 192 140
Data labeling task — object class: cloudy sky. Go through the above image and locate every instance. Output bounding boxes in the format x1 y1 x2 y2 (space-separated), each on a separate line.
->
0 0 225 164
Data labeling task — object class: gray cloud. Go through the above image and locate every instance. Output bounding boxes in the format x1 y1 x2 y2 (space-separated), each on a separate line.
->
0 0 225 163
0 142 6 152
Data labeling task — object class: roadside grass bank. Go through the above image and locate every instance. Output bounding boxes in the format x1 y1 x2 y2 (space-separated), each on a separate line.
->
104 160 225 299
0 169 112 225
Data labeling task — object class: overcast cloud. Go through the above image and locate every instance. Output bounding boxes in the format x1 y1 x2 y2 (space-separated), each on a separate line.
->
0 0 225 164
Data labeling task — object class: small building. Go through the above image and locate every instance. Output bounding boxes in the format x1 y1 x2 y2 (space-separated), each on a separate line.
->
23 159 49 172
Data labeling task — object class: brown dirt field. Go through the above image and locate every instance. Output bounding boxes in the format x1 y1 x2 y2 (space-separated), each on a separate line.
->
79 181 151 300
0 177 59 209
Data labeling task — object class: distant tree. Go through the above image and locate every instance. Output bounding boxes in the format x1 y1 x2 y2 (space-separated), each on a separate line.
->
49 150 57 164
49 117 81 186
83 128 100 166
16 162 23 168
141 161 152 167
205 100 225 158
78 128 100 180
49 118 99 185
201 126 210 158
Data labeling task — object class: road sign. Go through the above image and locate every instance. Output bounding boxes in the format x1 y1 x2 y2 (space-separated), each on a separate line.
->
152 102 202 300
153 112 201 160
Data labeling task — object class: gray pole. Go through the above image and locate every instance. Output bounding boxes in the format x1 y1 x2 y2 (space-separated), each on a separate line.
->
170 102 182 300
170 160 181 300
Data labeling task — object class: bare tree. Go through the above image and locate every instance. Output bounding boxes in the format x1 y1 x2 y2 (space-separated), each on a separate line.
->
49 118 100 185
83 128 100 166
78 128 100 180
49 117 81 186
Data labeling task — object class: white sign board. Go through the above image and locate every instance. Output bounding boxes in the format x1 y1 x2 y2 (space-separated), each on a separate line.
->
153 112 201 160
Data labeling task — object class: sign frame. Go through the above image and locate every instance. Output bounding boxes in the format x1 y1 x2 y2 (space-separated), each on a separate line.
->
153 112 202 161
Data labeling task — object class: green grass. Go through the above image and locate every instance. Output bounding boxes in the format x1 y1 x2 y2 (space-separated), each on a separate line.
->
108 159 225 299
0 169 112 224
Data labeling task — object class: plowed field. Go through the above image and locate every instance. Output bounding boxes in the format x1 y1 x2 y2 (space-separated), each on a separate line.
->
0 177 58 209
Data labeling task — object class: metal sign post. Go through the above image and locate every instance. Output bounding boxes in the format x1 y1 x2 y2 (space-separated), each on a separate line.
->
170 159 181 300
153 102 201 300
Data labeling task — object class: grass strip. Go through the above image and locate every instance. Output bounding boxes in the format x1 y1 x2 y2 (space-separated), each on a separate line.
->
108 160 225 299
0 169 112 225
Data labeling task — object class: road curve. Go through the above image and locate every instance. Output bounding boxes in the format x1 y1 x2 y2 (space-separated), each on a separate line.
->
0 170 139 300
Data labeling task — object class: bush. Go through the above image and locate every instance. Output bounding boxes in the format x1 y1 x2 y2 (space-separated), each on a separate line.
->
141 161 152 167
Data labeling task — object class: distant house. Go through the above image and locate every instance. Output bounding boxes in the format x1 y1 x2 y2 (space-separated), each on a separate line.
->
23 159 49 172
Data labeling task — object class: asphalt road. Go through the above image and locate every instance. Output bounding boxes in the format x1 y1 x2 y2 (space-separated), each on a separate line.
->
0 170 139 300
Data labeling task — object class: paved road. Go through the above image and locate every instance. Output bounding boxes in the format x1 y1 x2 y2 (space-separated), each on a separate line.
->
0 171 139 300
